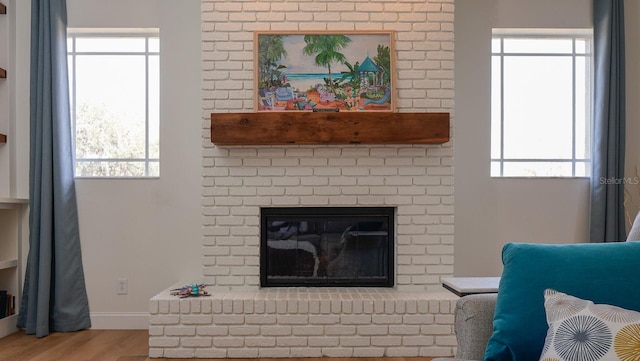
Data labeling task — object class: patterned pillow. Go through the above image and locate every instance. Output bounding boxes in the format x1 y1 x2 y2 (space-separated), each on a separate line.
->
539 289 640 361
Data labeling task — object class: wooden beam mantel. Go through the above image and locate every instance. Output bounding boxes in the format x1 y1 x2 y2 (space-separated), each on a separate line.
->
211 112 450 145
0 133 6 144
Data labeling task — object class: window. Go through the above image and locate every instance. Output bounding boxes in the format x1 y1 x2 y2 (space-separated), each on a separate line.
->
491 30 592 177
68 31 160 177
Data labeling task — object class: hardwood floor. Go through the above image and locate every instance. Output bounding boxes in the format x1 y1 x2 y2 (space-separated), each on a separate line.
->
0 330 148 361
0 330 436 361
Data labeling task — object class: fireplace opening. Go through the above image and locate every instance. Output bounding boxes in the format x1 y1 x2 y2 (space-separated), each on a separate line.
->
260 207 394 287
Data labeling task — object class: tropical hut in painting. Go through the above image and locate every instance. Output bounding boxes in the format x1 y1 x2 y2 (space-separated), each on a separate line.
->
359 56 383 89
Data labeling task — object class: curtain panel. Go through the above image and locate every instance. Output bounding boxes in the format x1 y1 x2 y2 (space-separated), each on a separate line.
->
17 0 91 337
590 0 626 242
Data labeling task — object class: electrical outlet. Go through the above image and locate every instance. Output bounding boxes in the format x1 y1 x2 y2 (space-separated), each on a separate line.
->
117 278 128 295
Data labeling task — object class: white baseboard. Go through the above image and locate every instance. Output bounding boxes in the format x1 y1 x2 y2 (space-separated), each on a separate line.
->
90 312 148 330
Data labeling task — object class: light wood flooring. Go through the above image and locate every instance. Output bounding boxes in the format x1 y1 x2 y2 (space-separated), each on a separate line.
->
0 330 436 361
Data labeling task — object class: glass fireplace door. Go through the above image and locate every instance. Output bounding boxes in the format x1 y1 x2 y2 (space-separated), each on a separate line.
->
261 207 394 287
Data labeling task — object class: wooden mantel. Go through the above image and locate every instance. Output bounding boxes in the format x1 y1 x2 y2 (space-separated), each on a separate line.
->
210 112 450 145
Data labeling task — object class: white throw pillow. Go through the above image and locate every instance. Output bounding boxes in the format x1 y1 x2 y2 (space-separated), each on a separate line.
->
539 289 640 361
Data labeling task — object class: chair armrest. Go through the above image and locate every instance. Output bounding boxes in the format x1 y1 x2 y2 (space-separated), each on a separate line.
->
454 293 497 361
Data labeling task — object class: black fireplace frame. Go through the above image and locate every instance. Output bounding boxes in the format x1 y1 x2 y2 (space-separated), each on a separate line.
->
260 207 395 288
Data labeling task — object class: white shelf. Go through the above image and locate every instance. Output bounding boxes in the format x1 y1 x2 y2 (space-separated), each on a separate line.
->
0 198 28 203
0 1 23 340
0 315 18 337
0 199 28 209
0 198 27 339
0 259 17 271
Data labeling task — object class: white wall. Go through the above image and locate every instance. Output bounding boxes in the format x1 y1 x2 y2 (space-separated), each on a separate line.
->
454 0 592 276
65 0 202 328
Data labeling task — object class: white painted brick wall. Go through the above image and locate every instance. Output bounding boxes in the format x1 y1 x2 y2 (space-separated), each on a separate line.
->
202 0 454 292
193 0 456 356
150 288 458 358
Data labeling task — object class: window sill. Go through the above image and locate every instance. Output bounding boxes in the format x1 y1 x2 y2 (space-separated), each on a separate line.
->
75 176 160 180
490 176 590 180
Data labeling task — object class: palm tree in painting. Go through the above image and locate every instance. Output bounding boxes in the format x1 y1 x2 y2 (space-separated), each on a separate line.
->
302 35 352 88
258 34 287 88
373 44 391 85
339 60 361 91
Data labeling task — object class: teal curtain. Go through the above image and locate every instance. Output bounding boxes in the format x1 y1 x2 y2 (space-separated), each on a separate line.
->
590 0 626 242
17 0 91 337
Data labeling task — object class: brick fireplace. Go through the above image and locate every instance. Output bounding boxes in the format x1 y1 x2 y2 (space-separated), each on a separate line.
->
149 0 456 358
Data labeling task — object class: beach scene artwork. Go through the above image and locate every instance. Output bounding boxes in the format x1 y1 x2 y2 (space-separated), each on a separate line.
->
255 31 395 112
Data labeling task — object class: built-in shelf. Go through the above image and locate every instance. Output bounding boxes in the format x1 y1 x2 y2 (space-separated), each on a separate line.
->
0 4 21 339
211 112 450 145
0 315 17 336
0 198 28 207
0 259 17 271
0 2 6 147
0 4 5 79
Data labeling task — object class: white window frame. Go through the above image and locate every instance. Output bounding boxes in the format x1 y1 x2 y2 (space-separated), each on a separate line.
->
68 29 160 178
491 30 592 178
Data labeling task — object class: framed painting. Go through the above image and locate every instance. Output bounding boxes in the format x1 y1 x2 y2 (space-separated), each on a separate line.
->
254 30 395 112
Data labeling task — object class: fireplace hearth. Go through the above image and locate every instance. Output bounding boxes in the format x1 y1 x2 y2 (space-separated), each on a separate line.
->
260 207 394 287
